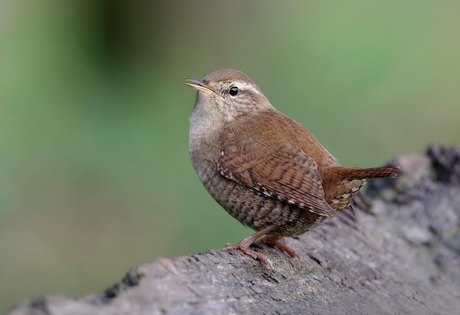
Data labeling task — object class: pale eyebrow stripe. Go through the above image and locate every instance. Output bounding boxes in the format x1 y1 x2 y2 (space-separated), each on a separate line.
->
235 81 262 96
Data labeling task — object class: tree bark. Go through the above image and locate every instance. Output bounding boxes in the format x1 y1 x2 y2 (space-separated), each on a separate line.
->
8 144 460 315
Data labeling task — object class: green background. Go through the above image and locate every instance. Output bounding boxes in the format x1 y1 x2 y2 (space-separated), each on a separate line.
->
1 0 459 311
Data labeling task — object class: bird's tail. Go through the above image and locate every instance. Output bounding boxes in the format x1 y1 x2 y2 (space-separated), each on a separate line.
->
322 165 400 210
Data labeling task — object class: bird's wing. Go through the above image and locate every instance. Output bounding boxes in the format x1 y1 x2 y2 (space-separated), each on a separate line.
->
216 120 337 218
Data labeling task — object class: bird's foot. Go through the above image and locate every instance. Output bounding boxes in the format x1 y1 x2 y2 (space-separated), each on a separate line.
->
225 241 274 276
225 225 276 276
260 236 302 270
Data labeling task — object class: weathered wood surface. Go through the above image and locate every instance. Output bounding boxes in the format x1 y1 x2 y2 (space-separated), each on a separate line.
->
8 144 460 315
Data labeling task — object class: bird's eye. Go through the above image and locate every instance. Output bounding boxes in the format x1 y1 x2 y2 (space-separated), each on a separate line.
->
229 86 239 96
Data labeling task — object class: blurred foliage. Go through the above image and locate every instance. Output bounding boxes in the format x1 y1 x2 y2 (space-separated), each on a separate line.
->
1 0 459 311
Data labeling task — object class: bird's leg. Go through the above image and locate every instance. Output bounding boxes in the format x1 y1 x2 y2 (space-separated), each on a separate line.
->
225 225 277 276
260 236 302 270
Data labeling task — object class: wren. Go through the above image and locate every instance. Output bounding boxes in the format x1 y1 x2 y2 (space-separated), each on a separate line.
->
186 68 399 275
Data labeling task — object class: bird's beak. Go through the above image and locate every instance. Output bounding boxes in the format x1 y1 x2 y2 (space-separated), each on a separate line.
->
185 78 218 95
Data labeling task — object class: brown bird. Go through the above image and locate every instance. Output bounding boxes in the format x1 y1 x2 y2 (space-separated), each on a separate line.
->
186 68 399 275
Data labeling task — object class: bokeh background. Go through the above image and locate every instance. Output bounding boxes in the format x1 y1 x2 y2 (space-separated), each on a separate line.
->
1 0 459 311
